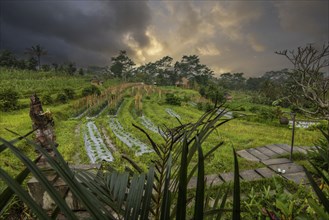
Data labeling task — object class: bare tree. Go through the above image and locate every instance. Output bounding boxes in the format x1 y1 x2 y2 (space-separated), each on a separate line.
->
276 43 329 163
276 43 329 122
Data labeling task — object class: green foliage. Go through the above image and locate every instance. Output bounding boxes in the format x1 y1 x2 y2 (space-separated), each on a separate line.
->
0 106 237 219
0 68 92 98
108 99 124 115
199 84 225 104
81 85 101 97
305 167 329 219
175 55 213 87
56 93 68 104
0 89 19 112
110 50 135 80
41 94 53 105
41 64 51 72
26 57 38 71
78 68 84 76
197 102 213 112
249 106 281 122
63 62 77 75
308 138 329 171
0 50 17 67
243 179 316 219
218 72 246 90
87 101 108 117
63 88 75 100
165 93 182 106
307 127 329 171
25 44 47 70
246 69 292 108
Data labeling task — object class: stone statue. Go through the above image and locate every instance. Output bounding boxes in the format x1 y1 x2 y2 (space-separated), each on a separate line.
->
29 94 57 151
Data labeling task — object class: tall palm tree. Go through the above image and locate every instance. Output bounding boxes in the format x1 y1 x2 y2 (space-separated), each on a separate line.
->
25 44 47 70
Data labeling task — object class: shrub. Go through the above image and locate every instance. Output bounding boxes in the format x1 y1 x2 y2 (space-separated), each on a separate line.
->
181 95 191 102
308 137 329 171
165 93 181 106
56 93 68 104
251 94 269 105
249 106 278 121
196 102 203 111
81 85 101 97
196 102 213 112
237 107 246 111
249 106 260 113
199 85 225 104
315 121 328 131
42 94 53 105
63 88 75 99
258 107 277 121
41 64 51 72
0 89 19 111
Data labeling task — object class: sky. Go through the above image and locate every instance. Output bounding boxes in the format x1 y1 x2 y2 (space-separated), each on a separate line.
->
0 0 328 77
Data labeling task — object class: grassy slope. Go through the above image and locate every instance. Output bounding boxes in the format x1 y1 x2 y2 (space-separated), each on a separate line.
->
0 68 116 187
137 88 320 173
0 70 321 189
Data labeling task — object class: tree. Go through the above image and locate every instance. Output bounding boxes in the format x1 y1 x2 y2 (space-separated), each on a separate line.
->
52 63 59 72
64 62 77 75
276 43 329 120
26 57 38 71
25 45 47 70
110 50 135 81
245 77 264 91
254 69 291 106
276 43 329 137
154 56 176 85
41 64 51 72
175 55 213 87
0 50 17 68
218 72 246 90
78 68 84 76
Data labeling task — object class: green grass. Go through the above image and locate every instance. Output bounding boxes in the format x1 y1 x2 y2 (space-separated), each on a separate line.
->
0 79 321 191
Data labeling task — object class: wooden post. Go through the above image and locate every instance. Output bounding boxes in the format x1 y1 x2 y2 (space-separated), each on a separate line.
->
290 112 296 161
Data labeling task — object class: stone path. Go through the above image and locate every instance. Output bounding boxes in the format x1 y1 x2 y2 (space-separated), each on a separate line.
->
188 144 313 188
237 144 313 185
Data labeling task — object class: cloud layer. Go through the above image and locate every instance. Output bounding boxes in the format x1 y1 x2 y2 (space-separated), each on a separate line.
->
1 1 328 76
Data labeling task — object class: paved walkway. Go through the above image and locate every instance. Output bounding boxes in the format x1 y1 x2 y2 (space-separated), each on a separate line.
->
188 144 312 188
237 144 313 185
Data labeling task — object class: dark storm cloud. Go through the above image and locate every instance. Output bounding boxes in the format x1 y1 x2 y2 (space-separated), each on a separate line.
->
0 1 328 75
0 0 151 65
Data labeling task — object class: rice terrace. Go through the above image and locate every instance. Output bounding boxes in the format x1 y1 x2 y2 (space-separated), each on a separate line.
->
0 1 328 220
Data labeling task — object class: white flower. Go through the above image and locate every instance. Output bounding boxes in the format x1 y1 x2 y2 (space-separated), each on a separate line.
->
278 168 281 173
282 170 286 174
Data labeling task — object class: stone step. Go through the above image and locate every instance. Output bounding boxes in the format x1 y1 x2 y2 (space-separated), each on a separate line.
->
274 144 291 152
283 171 309 185
255 146 279 157
262 158 291 166
219 172 235 183
292 146 307 154
266 144 289 155
247 148 270 160
240 169 263 181
255 167 276 178
268 162 304 174
206 174 223 186
236 150 260 161
187 174 224 189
